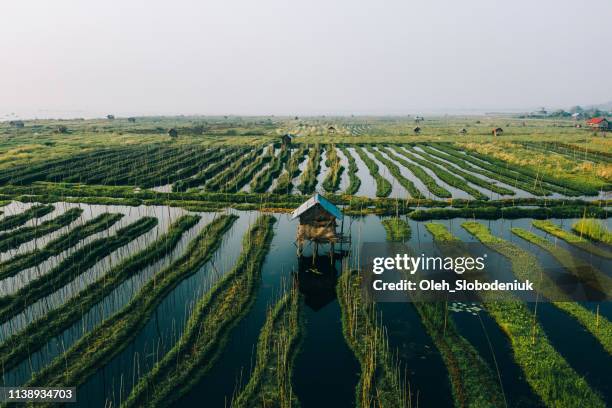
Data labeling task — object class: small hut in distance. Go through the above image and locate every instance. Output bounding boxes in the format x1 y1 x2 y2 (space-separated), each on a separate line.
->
281 134 293 147
168 128 178 138
413 126 421 134
492 127 503 136
292 194 345 258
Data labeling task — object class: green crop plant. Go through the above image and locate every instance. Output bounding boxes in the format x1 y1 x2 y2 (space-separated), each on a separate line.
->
393 147 488 200
381 218 411 242
0 216 158 323
572 219 612 245
123 215 275 408
0 215 200 373
297 145 322 195
27 214 238 392
322 145 345 193
339 147 361 195
0 212 124 281
231 283 301 408
532 220 611 259
367 147 426 199
354 147 392 197
0 207 82 252
0 204 54 231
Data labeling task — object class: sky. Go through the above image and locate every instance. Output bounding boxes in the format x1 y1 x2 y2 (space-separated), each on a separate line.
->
1 0 611 118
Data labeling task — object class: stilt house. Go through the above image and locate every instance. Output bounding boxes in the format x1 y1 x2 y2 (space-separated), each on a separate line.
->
292 193 343 256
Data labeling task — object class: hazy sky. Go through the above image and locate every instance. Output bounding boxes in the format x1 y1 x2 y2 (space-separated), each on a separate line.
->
2 0 611 117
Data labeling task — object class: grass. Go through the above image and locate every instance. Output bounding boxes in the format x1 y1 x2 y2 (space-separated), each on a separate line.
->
381 218 411 242
322 145 345 193
463 222 612 364
379 146 448 199
434 222 608 407
367 147 426 199
27 214 238 390
337 269 411 408
0 212 124 281
394 146 489 200
413 145 515 196
273 146 308 195
511 226 612 300
297 145 322 195
339 147 361 195
0 216 158 324
572 219 612 245
0 214 200 373
251 146 290 193
0 204 54 231
123 215 275 408
354 146 392 197
232 282 301 408
531 220 612 259
0 207 82 252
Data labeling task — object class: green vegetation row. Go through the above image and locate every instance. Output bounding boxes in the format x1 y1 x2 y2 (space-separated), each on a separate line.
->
221 145 275 193
421 143 555 196
338 147 361 195
572 219 612 245
251 146 291 193
297 145 322 195
411 146 515 196
0 204 54 232
443 223 607 407
123 215 275 408
27 214 238 392
520 142 611 165
272 146 308 195
0 145 224 188
532 220 612 259
337 269 410 407
0 213 124 281
173 148 248 192
206 147 264 192
0 217 158 324
436 143 591 196
381 218 411 242
452 144 609 195
0 208 82 252
232 283 301 408
512 227 612 302
378 147 447 199
394 146 489 200
0 215 200 373
322 145 345 193
409 205 609 221
354 147 392 197
367 147 426 199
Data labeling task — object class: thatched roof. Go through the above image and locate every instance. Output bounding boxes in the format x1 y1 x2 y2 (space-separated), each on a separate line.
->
291 193 343 220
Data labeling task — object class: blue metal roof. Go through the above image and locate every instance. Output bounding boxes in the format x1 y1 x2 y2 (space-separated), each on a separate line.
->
291 193 343 220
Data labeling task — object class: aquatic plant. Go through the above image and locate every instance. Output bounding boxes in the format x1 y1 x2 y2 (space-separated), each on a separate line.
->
532 220 611 259
0 207 82 252
354 147 392 197
381 218 411 242
27 214 238 390
338 269 411 408
123 215 275 407
232 282 301 408
0 214 200 373
0 204 54 231
0 216 158 323
0 212 124 281
367 147 427 199
393 146 488 200
338 147 361 195
572 218 612 245
322 145 344 193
